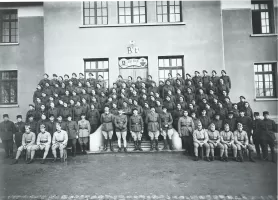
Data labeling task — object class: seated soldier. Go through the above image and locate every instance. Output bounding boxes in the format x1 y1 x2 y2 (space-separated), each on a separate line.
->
52 123 68 162
234 122 255 162
207 123 224 161
130 108 144 151
12 125 36 164
145 107 161 151
114 108 128 152
192 121 210 161
160 107 174 150
220 123 238 162
32 124 51 164
100 106 115 151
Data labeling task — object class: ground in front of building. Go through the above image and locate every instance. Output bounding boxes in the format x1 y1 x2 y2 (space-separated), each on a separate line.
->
0 152 277 200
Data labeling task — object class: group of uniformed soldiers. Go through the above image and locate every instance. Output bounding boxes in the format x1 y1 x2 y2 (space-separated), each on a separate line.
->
0 70 276 163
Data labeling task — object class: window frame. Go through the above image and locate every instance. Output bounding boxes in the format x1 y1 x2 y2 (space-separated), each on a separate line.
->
251 0 275 34
117 1 147 24
156 1 182 23
84 58 109 87
82 1 108 25
158 56 184 82
254 62 277 98
0 9 18 43
0 70 18 105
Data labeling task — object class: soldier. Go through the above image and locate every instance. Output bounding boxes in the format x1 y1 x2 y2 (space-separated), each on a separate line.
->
12 125 36 164
26 104 36 123
178 110 195 155
192 71 202 87
63 74 70 87
14 115 25 148
87 104 100 133
78 73 86 86
184 87 195 103
162 80 175 99
210 70 219 86
47 114 56 137
0 114 16 158
100 106 115 151
66 80 76 94
130 108 144 151
32 124 51 164
191 112 200 128
163 95 176 115
160 107 174 150
61 102 73 120
25 114 38 136
185 73 192 86
176 73 185 86
202 70 210 87
87 73 96 87
47 102 59 119
259 111 277 162
220 123 238 161
231 103 239 118
234 122 255 162
206 81 218 96
165 73 174 86
43 82 53 97
73 101 83 122
205 103 215 120
78 113 91 154
252 112 262 158
39 73 50 87
207 123 224 161
192 121 210 161
72 91 81 104
212 113 223 131
199 109 211 130
36 113 49 134
34 97 43 111
114 108 128 152
244 102 253 119
71 73 78 86
66 115 78 157
145 107 160 151
57 115 67 131
172 103 184 130
237 96 246 111
50 74 59 88
33 84 43 103
223 111 237 132
220 70 231 90
236 110 252 141
52 123 68 162
81 98 90 116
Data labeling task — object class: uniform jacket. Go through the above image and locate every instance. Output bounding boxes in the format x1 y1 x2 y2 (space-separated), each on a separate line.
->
26 121 38 135
178 116 195 136
163 100 176 112
159 112 173 130
220 130 234 143
199 116 211 129
212 119 223 131
0 120 16 140
37 131 51 146
100 113 114 132
236 116 252 132
87 109 100 125
114 114 128 132
73 106 83 121
221 75 231 89
22 132 36 146
47 107 59 119
46 120 57 136
192 76 202 86
193 129 208 143
234 130 248 145
52 130 68 146
33 89 42 103
210 76 219 86
202 75 211 87
78 120 91 138
36 119 49 134
66 121 78 139
145 112 160 132
60 107 73 119
223 118 237 132
207 130 220 142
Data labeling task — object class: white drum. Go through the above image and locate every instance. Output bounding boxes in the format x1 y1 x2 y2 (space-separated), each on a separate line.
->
89 125 103 152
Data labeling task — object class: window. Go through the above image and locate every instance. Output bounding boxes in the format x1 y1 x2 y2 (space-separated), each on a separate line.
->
251 1 274 34
118 1 146 24
84 59 109 88
156 1 182 23
158 56 184 82
0 70 18 104
83 1 108 25
254 63 277 98
0 9 18 43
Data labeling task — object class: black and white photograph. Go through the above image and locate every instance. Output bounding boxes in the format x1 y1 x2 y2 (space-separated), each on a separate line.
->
0 0 277 199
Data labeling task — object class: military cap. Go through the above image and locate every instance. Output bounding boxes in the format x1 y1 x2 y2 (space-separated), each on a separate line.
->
79 73 84 76
212 70 217 74
98 75 103 78
203 70 208 73
53 74 58 77
148 75 152 78
195 71 200 74
128 76 133 80
254 112 259 116
16 115 22 119
28 114 34 118
168 73 172 77
44 73 49 77
59 76 63 80
64 74 69 78
162 106 167 110
3 114 9 118
29 104 35 108
159 80 164 83
263 111 269 115
176 73 181 76
240 96 245 99
186 73 191 77
224 96 230 100
89 73 94 76
49 114 55 118
118 75 123 78
228 111 234 115
72 73 77 76
137 76 142 80
40 124 46 128
221 70 226 74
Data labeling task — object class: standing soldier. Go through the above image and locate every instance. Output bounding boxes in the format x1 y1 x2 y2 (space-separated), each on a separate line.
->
32 124 51 164
192 71 202 87
210 70 219 86
223 111 237 132
36 113 49 135
172 104 184 131
0 114 16 158
220 70 231 91
12 125 36 164
47 102 59 119
162 80 175 99
66 115 78 157
78 113 91 154
236 110 253 141
47 114 56 137
192 121 210 161
207 123 224 161
100 106 115 151
14 115 25 149
237 96 246 111
178 110 195 155
87 104 100 133
26 114 38 136
234 122 255 162
61 102 73 120
130 108 144 151
73 101 83 122
202 70 211 88
252 112 262 158
220 123 238 161
160 107 174 150
259 111 277 162
114 108 128 152
39 73 50 87
26 104 36 123
52 123 68 162
145 107 161 151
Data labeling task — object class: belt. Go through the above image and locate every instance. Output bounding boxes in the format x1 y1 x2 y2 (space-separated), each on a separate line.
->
57 140 64 143
40 141 48 143
26 141 31 144
80 128 88 130
103 122 112 124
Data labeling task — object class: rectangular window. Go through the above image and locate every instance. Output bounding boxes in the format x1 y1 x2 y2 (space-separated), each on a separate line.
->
0 70 18 104
118 1 146 24
83 1 108 25
254 63 277 98
0 9 18 43
251 1 274 34
158 56 184 82
156 1 182 23
84 58 109 88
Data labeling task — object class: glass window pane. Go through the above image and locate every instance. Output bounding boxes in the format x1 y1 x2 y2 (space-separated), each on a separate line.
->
125 8 131 15
97 9 102 16
125 1 131 7
119 8 125 15
134 7 139 15
119 16 125 23
126 16 131 23
170 6 175 14
134 16 139 23
157 15 163 23
169 14 175 22
262 26 267 33
90 62 96 69
140 7 145 14
104 61 109 69
90 9 95 16
177 58 182 66
133 1 139 6
162 1 167 5
159 59 164 67
118 1 124 7
163 6 167 14
169 1 175 5
159 70 165 79
89 1 95 7
171 59 177 67
97 17 102 24
257 65 262 72
140 15 145 23
164 59 170 67
103 17 108 24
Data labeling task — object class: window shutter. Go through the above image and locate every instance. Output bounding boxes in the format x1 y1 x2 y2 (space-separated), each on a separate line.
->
252 11 262 34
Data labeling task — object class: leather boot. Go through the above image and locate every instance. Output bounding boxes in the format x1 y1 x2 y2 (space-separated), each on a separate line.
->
150 140 154 151
133 141 138 151
168 139 173 150
138 140 143 151
109 140 114 152
249 152 255 162
271 151 276 163
155 139 159 151
103 139 108 151
162 139 168 150
238 150 243 162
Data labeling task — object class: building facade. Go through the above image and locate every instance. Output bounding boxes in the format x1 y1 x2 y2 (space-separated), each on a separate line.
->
0 0 277 121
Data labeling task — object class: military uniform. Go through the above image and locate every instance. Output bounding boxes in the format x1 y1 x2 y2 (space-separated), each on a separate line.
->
192 129 210 159
78 119 91 153
17 131 36 159
178 116 195 154
66 120 78 156
14 121 25 148
114 114 128 151
47 107 59 119
145 112 160 150
223 117 236 132
32 130 52 160
52 130 68 159
220 130 237 158
199 116 211 129
207 129 224 158
130 114 144 143
26 120 38 135
234 129 255 161
87 109 100 133
0 120 16 157
236 116 252 139
46 120 56 136
73 106 83 122
100 113 114 150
